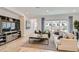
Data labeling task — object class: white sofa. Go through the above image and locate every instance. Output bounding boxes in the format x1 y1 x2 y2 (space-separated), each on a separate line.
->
58 38 78 51
53 32 78 51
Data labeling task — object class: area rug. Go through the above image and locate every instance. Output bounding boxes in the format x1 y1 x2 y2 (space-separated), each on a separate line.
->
22 40 57 51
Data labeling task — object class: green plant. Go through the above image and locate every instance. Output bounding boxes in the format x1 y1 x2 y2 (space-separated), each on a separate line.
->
74 20 79 31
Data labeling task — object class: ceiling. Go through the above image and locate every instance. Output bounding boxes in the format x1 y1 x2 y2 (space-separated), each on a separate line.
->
5 7 79 16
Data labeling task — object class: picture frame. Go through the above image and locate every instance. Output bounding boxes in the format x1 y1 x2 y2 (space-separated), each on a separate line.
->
26 20 31 29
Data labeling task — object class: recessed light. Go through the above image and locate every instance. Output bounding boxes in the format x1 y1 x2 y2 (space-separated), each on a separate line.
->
35 7 40 8
46 10 49 12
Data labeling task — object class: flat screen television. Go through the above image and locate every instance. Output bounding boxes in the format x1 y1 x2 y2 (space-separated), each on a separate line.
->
2 22 11 32
2 22 16 32
11 23 15 30
2 22 7 29
6 22 11 31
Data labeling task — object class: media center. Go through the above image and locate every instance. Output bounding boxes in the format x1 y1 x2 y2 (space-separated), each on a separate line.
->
0 15 21 45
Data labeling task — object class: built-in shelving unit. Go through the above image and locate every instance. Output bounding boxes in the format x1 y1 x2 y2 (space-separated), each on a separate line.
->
0 15 21 45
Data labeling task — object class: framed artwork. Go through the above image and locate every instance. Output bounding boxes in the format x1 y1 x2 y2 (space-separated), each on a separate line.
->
26 20 31 29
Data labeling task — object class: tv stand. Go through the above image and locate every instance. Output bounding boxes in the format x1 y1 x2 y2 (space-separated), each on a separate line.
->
0 34 6 45
5 31 20 42
0 15 21 45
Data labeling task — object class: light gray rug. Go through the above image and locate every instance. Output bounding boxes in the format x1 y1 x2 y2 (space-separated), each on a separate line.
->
22 40 57 51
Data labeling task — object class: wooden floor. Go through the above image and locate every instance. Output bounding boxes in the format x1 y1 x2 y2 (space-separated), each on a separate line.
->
0 37 53 52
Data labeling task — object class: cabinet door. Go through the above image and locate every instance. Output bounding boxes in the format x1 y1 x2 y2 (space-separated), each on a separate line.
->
6 35 12 42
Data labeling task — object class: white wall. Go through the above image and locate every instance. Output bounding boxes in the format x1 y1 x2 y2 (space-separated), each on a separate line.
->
23 16 38 39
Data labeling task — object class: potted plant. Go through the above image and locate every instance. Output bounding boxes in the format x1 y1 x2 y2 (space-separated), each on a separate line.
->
74 20 79 40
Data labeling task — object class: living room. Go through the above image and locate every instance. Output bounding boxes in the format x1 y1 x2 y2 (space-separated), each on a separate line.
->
0 7 79 52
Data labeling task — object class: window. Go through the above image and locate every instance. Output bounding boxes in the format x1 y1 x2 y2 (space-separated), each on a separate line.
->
44 20 68 32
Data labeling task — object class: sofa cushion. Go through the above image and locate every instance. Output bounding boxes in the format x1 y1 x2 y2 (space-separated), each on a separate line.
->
58 36 63 40
54 32 59 35
65 33 75 39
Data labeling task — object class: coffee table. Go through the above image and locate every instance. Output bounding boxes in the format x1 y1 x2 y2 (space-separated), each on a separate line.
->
29 37 49 45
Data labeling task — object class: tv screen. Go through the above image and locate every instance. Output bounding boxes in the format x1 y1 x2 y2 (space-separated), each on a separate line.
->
2 22 7 29
6 22 11 29
11 23 15 30
2 22 11 31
